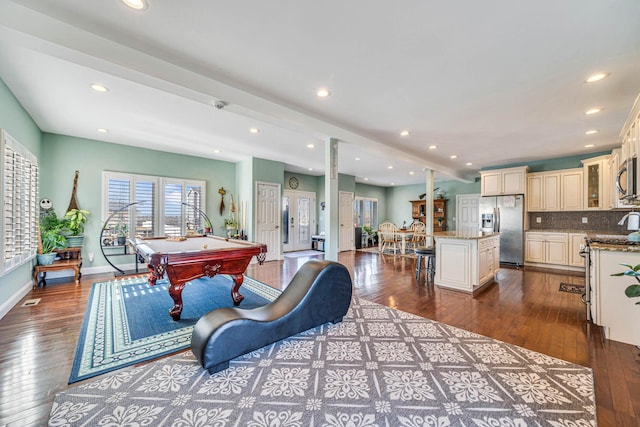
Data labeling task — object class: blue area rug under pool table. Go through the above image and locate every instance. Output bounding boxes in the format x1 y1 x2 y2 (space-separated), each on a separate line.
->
69 274 281 383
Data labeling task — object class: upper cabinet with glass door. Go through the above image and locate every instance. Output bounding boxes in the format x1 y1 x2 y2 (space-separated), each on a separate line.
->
581 155 610 210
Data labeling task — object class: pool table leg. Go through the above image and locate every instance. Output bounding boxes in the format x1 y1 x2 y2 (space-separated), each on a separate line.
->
168 281 187 321
230 273 245 306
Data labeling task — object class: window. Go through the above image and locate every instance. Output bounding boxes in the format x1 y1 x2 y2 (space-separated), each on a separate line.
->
1 129 38 276
354 197 378 229
103 171 205 238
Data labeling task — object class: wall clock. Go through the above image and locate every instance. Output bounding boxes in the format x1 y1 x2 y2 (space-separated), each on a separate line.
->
289 176 299 189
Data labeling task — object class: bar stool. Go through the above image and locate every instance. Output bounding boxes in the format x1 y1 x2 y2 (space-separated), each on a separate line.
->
415 246 435 280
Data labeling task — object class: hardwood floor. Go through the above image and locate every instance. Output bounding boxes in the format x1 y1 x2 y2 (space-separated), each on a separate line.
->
1 250 639 426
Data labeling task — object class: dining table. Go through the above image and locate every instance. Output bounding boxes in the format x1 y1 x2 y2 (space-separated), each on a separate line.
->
378 228 427 254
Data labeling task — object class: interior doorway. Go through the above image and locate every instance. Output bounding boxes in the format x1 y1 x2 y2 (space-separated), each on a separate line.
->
339 191 354 251
456 193 481 230
256 182 281 262
282 190 316 252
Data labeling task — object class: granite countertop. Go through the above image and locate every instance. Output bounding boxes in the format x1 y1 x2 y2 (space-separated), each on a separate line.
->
589 242 640 252
433 230 500 240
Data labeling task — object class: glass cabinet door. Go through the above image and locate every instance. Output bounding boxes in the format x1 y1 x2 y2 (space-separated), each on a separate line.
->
586 163 600 208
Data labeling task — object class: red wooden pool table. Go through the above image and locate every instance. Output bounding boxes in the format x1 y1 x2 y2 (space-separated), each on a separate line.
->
130 236 267 320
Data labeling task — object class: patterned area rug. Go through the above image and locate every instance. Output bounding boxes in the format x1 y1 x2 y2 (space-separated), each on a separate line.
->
284 250 325 258
69 275 281 384
559 283 586 294
52 297 596 426
358 246 417 258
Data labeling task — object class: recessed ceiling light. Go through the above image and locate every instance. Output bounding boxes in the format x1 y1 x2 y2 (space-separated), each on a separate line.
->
307 144 315 148
466 162 473 166
585 107 602 115
249 128 260 134
213 149 220 153
364 177 369 181
400 130 410 136
387 165 394 169
585 129 599 135
308 168 313 171
122 0 147 10
90 83 109 93
586 72 609 83
450 155 457 159
355 157 361 161
390 182 395 186
409 171 414 175
428 145 437 150
316 88 331 98
96 128 109 133
584 144 595 148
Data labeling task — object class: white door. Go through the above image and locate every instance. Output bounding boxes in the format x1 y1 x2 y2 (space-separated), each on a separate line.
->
256 182 280 261
339 191 354 251
283 190 315 252
456 194 480 230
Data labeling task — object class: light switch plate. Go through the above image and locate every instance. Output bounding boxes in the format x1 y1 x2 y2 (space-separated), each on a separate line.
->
582 217 588 224
536 217 541 223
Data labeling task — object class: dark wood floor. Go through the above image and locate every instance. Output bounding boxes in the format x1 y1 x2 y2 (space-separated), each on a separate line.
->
1 250 639 426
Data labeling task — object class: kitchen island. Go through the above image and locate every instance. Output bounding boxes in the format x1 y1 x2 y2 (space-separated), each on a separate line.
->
433 230 500 293
587 239 640 347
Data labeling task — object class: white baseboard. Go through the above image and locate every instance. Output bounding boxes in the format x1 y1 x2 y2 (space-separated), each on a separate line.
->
0 279 32 320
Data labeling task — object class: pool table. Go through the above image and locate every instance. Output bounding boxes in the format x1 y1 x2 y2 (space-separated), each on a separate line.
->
130 235 267 320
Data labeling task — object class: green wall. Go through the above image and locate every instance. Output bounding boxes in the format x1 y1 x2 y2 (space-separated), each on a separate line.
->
39 133 237 270
0 77 42 315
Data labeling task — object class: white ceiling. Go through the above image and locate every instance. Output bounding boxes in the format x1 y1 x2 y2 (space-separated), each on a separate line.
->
1 1 639 186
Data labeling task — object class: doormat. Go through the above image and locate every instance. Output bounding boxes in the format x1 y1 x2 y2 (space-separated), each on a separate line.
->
559 282 585 294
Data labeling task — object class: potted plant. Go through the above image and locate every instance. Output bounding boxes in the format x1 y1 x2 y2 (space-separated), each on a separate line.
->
611 263 640 305
37 222 67 265
114 222 128 245
204 218 212 234
62 208 90 247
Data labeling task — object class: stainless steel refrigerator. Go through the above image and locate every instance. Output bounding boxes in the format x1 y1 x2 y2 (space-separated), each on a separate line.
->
479 194 524 266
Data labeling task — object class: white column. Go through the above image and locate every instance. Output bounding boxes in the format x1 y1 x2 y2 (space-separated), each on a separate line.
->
324 138 339 261
425 169 434 247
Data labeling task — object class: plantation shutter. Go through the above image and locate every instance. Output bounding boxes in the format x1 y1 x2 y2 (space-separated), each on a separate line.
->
1 129 38 275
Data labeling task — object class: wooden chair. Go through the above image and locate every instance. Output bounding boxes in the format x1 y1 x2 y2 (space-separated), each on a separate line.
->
408 221 426 249
378 221 399 254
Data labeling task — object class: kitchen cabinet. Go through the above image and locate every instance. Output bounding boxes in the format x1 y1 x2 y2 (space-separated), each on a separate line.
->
568 233 587 267
590 247 640 346
619 92 640 202
581 155 610 210
478 235 500 285
480 166 528 196
527 172 559 211
560 169 583 211
526 169 582 212
525 232 568 266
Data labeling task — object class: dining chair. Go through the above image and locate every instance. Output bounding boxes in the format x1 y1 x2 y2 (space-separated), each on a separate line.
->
408 221 426 249
378 221 399 254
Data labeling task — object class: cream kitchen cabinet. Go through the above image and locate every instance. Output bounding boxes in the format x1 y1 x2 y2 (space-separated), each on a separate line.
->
590 248 640 346
527 172 559 211
560 169 583 211
581 155 610 210
480 166 528 196
525 232 569 265
526 169 582 212
569 233 587 267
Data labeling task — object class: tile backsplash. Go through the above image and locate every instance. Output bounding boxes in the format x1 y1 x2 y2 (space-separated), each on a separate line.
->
528 211 636 233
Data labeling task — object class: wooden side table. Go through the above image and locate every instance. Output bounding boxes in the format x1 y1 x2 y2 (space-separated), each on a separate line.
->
33 247 83 288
